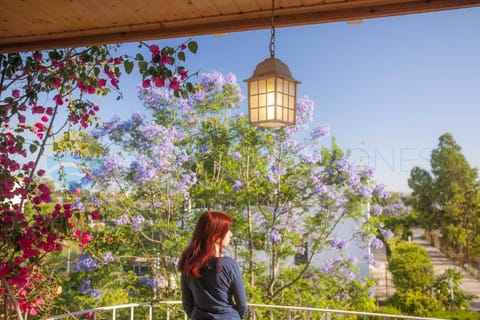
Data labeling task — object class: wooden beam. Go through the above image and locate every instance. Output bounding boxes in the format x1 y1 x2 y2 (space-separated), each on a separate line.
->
1 0 479 53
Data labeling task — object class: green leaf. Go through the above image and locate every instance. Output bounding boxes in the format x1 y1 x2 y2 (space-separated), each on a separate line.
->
124 60 134 74
29 144 38 154
177 51 186 62
188 41 198 54
135 53 144 61
138 61 148 73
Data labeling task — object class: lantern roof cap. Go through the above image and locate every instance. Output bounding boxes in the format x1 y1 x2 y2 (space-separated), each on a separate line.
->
245 56 300 83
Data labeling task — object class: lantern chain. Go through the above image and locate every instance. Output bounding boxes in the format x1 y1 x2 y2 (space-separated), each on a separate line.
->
269 0 276 57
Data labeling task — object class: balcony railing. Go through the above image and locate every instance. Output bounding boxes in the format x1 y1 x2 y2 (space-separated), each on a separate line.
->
46 301 449 320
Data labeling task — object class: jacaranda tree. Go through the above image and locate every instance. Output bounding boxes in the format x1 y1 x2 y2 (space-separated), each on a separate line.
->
0 40 198 319
61 71 394 315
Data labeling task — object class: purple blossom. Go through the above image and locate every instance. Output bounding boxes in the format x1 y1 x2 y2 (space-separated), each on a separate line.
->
201 71 226 88
90 288 102 299
88 195 102 206
296 247 306 255
381 228 394 239
370 204 383 216
232 151 242 160
139 277 159 288
364 252 380 268
357 185 373 199
177 171 197 199
103 251 114 263
171 257 179 265
370 237 384 250
311 123 330 140
138 87 174 112
78 278 91 294
114 214 130 226
71 200 86 211
232 180 243 191
320 262 334 274
142 122 165 140
103 154 124 173
74 254 99 272
132 155 158 184
132 215 145 230
340 266 356 281
329 237 348 249
270 230 282 243
368 286 376 297
374 184 391 199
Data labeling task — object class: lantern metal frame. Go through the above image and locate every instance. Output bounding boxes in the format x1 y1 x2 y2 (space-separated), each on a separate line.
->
244 0 300 128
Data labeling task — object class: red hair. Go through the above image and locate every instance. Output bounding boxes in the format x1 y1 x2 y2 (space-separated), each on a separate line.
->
178 211 232 278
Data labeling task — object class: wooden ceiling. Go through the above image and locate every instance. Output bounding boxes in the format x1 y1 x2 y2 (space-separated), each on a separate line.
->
1 0 480 53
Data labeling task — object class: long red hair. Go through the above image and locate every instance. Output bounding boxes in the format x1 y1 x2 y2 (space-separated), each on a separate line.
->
178 211 232 278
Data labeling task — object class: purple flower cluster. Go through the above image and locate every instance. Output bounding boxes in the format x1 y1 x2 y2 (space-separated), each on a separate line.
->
381 228 394 239
139 277 159 288
103 154 125 174
71 200 86 211
74 254 99 272
78 278 102 299
102 251 114 263
177 171 197 199
270 230 282 243
132 214 145 230
232 180 243 191
132 155 158 184
138 86 174 112
373 184 391 199
369 236 384 249
370 204 383 216
114 214 130 226
310 123 330 140
329 237 348 249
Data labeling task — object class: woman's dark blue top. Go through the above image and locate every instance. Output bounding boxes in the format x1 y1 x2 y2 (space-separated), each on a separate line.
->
181 256 248 320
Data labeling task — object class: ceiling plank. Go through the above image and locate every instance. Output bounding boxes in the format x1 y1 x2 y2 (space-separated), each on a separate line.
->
1 0 479 53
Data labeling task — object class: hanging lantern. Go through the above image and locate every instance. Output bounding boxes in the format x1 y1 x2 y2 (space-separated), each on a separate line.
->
245 0 300 128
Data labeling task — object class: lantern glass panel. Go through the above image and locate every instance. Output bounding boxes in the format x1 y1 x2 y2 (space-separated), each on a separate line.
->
250 81 258 95
267 77 275 92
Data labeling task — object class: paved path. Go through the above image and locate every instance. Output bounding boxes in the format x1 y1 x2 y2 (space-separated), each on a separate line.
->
411 228 480 311
369 228 480 311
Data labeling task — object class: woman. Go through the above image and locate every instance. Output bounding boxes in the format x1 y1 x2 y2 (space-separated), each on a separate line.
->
178 211 248 320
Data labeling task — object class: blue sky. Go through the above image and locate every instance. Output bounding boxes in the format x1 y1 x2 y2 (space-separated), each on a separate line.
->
91 7 480 193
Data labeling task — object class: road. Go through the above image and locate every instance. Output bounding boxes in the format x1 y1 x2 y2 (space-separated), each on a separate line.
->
369 228 480 311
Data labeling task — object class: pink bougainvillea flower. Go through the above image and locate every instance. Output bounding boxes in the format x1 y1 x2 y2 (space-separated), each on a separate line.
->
149 44 160 58
41 115 49 122
179 43 187 50
179 70 188 80
33 51 42 61
91 210 100 220
169 79 180 90
111 78 119 89
46 107 54 115
142 79 151 88
53 94 63 106
53 78 61 88
153 77 165 87
12 89 20 98
0 265 11 278
97 79 107 87
37 169 46 176
32 106 45 114
160 54 172 65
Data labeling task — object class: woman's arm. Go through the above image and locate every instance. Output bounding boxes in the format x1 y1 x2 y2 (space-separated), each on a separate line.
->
180 274 194 317
231 260 249 319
